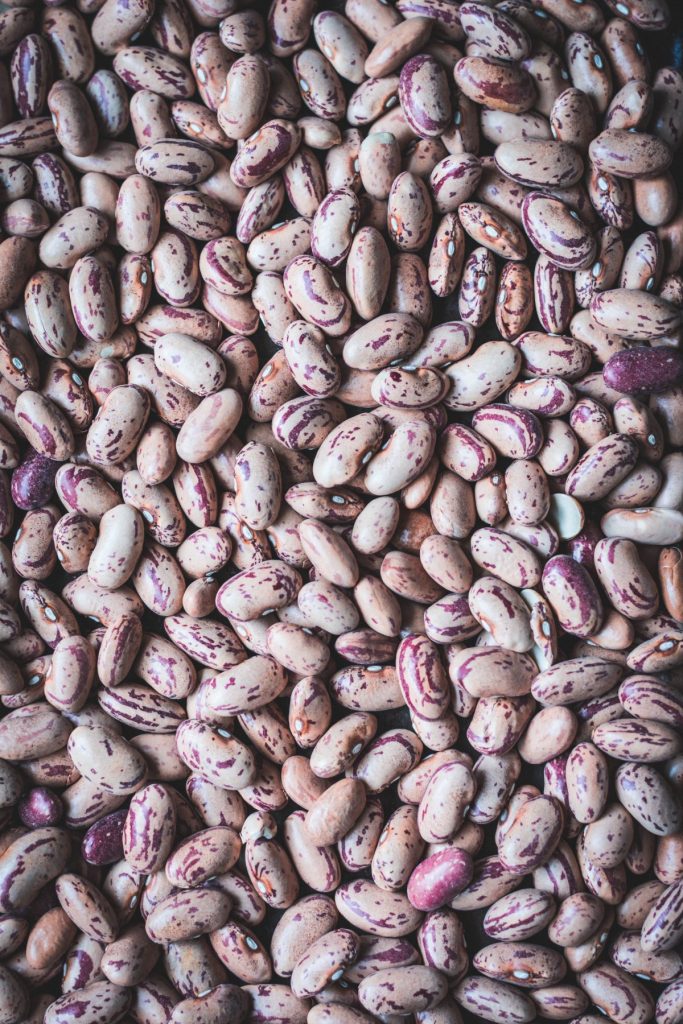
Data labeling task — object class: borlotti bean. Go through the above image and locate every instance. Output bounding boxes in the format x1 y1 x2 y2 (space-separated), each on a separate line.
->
0 1 680 1023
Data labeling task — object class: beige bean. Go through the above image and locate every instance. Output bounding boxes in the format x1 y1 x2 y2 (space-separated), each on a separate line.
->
68 725 147 795
56 873 119 943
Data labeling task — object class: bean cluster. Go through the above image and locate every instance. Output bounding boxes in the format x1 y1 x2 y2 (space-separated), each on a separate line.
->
0 0 682 1022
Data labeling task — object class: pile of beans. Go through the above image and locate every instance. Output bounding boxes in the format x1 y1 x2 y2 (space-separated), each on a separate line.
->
1 0 683 1020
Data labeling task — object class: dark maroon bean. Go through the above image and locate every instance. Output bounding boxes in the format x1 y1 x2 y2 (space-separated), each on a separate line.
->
81 810 128 866
18 788 63 828
604 347 683 395
11 449 58 510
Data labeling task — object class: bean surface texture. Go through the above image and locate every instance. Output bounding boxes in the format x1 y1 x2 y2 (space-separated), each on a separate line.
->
0 1 681 1023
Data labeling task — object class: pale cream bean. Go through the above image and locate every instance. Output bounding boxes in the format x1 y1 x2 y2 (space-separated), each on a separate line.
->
176 720 256 791
418 761 477 844
305 778 366 847
233 441 282 531
387 172 433 253
310 188 359 268
335 878 423 938
55 873 119 944
0 705 72 764
483 889 556 942
369 804 423 894
14 391 74 462
582 803 635 869
154 334 226 397
88 504 144 590
267 623 329 677
248 218 311 274
355 575 402 636
230 119 301 189
345 226 391 320
175 389 243 464
396 634 450 722
365 419 436 496
360 965 447 1016
67 725 147 795
578 963 654 1024
455 975 536 1024
44 635 96 713
282 319 341 398
352 729 422 795
292 930 359 999
358 133 400 201
498 795 564 875
86 385 150 466
468 576 533 654
350 497 399 555
132 541 186 617
218 55 270 141
299 519 358 588
44 981 130 1024
548 892 606 948
602 508 683 546
615 763 682 837
38 207 109 270
444 341 521 412
283 255 351 337
449 647 536 700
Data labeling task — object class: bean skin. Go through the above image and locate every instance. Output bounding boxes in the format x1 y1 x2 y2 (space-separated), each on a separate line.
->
0 1 680 1019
